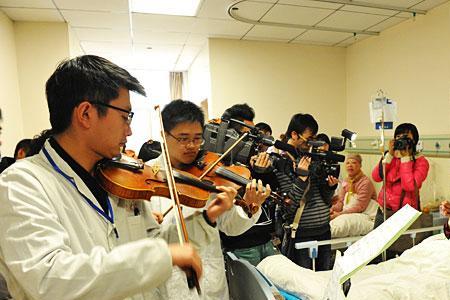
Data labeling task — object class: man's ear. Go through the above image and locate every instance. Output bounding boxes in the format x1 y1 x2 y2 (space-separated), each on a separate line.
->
74 101 95 129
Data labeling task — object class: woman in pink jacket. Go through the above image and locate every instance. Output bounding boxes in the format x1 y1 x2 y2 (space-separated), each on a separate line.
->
372 123 429 228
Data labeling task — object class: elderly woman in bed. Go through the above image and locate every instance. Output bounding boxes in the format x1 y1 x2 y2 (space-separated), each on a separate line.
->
329 154 378 238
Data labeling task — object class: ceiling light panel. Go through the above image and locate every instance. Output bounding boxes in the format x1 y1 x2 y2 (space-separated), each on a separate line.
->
131 0 202 17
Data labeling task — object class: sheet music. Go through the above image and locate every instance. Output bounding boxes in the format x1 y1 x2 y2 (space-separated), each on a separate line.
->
339 204 421 284
322 251 346 300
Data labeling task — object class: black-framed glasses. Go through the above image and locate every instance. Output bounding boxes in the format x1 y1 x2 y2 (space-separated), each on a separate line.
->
166 131 204 146
91 101 134 125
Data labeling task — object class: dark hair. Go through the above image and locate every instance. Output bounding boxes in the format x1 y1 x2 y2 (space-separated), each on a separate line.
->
221 103 255 122
27 129 54 156
394 123 419 154
255 122 272 135
13 138 32 159
45 55 145 134
316 133 330 145
162 100 205 132
285 113 318 138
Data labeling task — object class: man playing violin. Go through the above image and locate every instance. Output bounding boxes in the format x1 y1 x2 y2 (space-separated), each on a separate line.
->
146 99 271 299
0 55 203 299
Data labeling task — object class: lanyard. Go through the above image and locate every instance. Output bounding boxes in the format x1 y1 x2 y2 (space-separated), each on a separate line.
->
42 146 118 238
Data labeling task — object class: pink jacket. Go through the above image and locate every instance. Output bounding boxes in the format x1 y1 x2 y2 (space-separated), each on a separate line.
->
332 174 377 214
372 153 429 211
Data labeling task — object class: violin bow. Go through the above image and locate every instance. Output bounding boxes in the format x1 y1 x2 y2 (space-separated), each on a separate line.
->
154 105 201 294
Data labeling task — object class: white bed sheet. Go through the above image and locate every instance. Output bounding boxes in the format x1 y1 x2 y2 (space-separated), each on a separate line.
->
257 234 450 300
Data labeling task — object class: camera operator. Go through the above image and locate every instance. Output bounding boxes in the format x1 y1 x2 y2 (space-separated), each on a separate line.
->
219 109 278 266
221 103 255 133
372 123 429 224
257 114 338 270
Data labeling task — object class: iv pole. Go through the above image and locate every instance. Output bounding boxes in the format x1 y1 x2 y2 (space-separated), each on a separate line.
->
377 89 388 262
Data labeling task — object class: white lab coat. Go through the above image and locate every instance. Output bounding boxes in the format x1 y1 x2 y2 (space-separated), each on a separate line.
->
140 157 262 300
0 141 175 300
0 141 261 300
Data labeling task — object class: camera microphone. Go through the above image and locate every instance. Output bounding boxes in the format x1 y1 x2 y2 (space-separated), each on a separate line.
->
273 140 299 158
137 140 162 162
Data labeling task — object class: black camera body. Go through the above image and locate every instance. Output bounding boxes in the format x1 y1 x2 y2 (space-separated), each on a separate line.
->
393 135 414 151
305 140 343 181
202 120 261 165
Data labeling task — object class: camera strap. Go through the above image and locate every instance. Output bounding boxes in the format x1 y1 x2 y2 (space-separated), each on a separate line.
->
290 181 311 239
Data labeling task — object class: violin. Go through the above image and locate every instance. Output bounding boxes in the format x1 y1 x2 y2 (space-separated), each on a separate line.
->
96 154 216 208
183 151 284 212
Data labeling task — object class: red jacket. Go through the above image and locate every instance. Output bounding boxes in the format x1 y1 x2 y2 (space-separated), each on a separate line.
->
372 153 429 211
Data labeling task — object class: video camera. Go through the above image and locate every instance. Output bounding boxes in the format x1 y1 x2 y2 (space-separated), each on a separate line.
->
202 118 273 165
268 129 356 182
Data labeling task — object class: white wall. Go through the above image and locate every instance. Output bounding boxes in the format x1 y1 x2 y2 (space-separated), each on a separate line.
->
0 11 23 157
187 43 211 108
14 22 70 138
208 38 347 138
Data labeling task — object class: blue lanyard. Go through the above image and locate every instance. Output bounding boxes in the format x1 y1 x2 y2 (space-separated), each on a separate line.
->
42 146 118 238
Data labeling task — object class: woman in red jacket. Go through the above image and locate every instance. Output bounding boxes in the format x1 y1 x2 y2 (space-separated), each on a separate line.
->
372 123 429 228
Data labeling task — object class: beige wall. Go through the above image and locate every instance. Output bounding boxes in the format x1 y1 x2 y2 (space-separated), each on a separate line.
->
0 11 23 157
346 2 450 136
69 25 84 58
346 2 450 206
15 21 70 138
208 39 347 137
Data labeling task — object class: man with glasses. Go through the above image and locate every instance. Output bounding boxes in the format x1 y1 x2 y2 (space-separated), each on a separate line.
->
148 99 270 299
0 55 203 299
255 113 338 270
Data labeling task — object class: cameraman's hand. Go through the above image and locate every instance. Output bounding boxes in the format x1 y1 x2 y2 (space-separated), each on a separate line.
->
297 156 311 181
250 152 271 172
207 186 237 223
327 175 339 187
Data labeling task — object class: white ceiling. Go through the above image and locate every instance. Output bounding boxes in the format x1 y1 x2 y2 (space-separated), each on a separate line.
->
0 0 448 71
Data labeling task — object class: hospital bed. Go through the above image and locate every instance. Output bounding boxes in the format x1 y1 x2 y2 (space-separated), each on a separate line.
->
225 252 301 300
257 228 450 300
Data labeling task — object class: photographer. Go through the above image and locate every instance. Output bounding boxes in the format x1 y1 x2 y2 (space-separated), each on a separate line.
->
372 123 429 224
268 114 338 270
